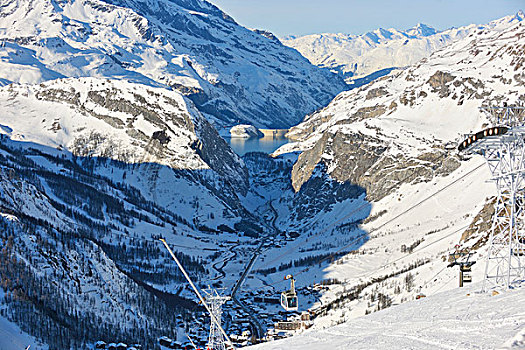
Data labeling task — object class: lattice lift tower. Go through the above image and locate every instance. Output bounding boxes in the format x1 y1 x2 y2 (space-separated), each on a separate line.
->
204 288 230 350
160 239 234 350
459 105 525 290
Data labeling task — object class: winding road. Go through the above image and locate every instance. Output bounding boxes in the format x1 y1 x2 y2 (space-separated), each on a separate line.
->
229 199 281 339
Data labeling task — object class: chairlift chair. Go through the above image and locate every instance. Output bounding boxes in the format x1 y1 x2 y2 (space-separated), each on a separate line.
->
280 274 298 311
448 249 476 287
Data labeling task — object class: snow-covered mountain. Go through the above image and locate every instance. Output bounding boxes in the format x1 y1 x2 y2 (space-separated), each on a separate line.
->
279 13 525 192
0 0 346 128
0 69 344 349
0 78 263 348
0 4 524 349
282 11 524 84
245 11 525 335
0 0 347 347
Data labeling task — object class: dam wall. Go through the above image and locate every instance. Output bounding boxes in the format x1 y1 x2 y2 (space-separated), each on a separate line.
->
259 129 289 137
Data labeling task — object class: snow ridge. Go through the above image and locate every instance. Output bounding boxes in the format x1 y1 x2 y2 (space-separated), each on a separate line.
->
282 11 524 84
0 0 347 128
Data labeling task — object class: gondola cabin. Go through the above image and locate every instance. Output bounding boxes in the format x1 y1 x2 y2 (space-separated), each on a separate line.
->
281 275 298 311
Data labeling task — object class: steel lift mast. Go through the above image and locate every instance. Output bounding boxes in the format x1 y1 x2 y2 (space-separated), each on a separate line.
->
160 239 234 350
203 288 230 350
459 105 525 290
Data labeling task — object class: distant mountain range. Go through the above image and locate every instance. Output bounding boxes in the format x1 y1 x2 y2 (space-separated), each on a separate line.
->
282 11 525 84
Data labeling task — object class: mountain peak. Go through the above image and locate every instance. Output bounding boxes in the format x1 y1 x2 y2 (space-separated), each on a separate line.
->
0 0 346 128
406 23 438 37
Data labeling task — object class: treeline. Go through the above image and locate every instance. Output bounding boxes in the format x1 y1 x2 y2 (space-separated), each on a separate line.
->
99 239 206 285
256 251 348 276
0 221 183 349
0 140 192 229
315 258 431 316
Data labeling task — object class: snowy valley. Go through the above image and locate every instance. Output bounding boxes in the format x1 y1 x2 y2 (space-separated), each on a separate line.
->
0 0 523 349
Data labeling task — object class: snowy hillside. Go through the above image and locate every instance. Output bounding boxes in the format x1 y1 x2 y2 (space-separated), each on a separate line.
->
233 12 525 335
282 11 524 84
250 284 525 349
0 4 523 349
278 13 525 172
0 0 346 127
0 77 250 222
0 78 262 348
0 78 356 349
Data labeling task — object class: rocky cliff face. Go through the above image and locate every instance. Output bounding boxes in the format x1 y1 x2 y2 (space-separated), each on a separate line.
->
279 16 525 203
0 0 347 127
291 128 461 202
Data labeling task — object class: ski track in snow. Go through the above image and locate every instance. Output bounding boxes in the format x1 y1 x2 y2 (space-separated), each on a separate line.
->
251 284 525 350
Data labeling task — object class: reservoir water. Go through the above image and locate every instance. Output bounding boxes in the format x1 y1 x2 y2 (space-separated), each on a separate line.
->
226 135 291 156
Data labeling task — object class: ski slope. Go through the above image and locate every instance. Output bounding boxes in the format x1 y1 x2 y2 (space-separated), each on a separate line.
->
0 288 47 350
251 283 525 350
0 316 48 350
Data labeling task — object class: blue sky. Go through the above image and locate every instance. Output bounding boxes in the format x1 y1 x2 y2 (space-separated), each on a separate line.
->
209 0 524 37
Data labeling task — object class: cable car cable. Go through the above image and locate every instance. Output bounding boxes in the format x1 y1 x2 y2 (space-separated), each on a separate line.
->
420 265 449 290
51 159 486 304
262 161 483 272
362 223 471 279
250 162 485 293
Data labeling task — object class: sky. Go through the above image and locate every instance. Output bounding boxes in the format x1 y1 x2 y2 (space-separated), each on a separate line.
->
209 0 525 37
